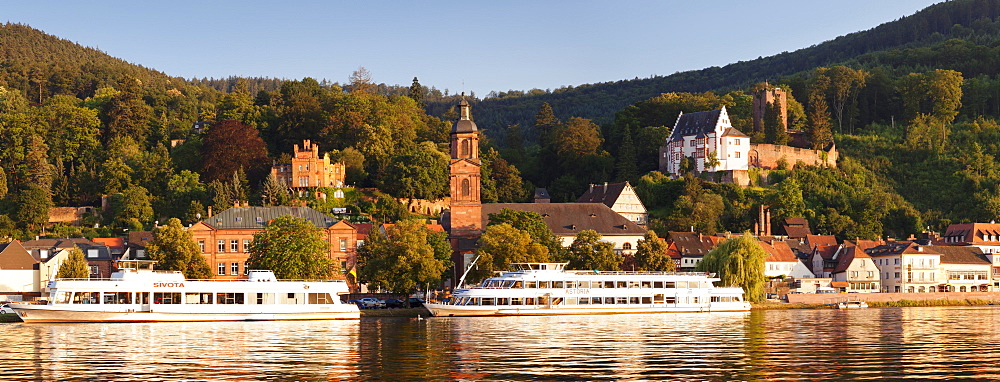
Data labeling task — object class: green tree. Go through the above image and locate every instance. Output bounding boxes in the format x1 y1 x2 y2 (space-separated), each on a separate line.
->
246 215 335 279
111 185 154 226
408 77 426 108
566 230 622 271
56 247 90 279
15 185 52 232
763 101 789 145
357 219 451 292
487 208 565 259
634 230 674 271
470 223 550 283
379 141 449 200
696 233 767 302
614 126 638 181
823 66 868 132
103 77 152 144
769 177 806 223
807 75 834 149
216 79 259 126
146 218 213 279
554 117 603 160
260 172 291 206
534 102 562 145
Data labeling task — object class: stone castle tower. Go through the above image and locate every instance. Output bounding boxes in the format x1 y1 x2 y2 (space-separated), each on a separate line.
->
448 99 482 237
752 83 787 133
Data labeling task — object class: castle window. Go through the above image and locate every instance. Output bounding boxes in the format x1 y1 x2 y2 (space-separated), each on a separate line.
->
461 179 471 196
735 152 740 158
689 140 695 147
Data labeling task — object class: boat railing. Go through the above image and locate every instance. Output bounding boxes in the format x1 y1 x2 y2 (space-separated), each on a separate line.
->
562 271 716 277
55 277 348 282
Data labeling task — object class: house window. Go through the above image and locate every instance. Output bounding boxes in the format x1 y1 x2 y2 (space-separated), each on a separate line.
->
231 240 239 252
231 262 239 275
867 271 874 278
244 240 251 252
218 263 226 275
218 240 226 252
894 272 900 279
461 179 471 196
299 177 309 187
340 238 347 251
137 250 146 258
851 271 858 278
735 151 740 158
89 266 99 275
199 241 205 253
689 140 695 147
623 243 632 250
40 249 49 259
87 249 98 258
244 262 249 275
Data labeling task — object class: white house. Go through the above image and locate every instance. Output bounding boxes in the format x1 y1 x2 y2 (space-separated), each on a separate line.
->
760 240 814 279
577 181 648 226
660 106 750 175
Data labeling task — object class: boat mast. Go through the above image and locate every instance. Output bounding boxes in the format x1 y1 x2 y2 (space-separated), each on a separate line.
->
457 255 480 289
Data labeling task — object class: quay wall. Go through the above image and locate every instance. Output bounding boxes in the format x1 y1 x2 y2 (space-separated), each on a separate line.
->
786 292 1000 304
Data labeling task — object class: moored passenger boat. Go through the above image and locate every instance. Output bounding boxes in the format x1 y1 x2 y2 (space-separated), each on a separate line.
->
9 260 360 323
424 263 751 317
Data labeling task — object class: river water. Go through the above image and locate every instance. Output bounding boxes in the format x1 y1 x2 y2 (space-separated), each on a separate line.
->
2 306 1000 381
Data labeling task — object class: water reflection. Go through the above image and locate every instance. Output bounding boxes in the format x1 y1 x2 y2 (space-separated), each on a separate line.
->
5 307 1000 381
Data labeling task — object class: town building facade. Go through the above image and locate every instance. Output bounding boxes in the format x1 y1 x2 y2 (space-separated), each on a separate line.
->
188 206 357 281
576 181 648 226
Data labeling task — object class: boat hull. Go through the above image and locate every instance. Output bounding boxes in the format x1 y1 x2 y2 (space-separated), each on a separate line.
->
424 302 751 317
10 303 360 323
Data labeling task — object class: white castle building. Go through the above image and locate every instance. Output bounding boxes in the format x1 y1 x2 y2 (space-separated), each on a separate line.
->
659 106 750 175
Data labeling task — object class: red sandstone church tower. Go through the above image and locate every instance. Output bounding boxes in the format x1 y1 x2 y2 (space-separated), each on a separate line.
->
448 99 483 286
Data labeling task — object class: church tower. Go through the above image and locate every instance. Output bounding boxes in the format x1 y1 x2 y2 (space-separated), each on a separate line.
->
448 99 482 237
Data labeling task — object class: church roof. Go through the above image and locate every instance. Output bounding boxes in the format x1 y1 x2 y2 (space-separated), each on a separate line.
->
451 99 478 133
481 203 646 236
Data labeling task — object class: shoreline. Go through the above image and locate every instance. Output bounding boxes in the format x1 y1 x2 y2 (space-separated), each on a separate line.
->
753 298 1000 310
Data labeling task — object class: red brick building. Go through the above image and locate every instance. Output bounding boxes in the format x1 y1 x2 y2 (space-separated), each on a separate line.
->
188 206 357 280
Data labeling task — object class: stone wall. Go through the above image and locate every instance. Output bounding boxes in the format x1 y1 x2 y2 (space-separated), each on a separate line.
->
786 291 1000 304
749 143 838 170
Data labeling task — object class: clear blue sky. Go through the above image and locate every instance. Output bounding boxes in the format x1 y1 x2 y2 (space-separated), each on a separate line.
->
3 1 941 97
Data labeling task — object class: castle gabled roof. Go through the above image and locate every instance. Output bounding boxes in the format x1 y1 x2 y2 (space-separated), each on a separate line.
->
670 109 722 138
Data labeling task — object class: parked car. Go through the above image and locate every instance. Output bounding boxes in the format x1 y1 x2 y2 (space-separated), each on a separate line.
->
0 304 14 314
346 299 364 308
358 298 385 309
384 299 406 308
406 298 425 308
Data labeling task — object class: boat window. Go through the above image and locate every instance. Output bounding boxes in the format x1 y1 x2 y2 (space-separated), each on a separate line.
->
604 281 615 288
538 296 549 306
617 297 628 304
565 281 577 288
103 292 132 304
552 297 564 305
617 281 627 289
676 281 688 288
153 292 181 304
497 298 509 305
591 297 602 304
308 293 332 304
653 294 665 303
511 298 523 305
481 298 495 306
653 281 664 288
512 281 523 288
503 281 515 289
641 297 652 304
579 297 590 304
185 293 213 304
54 292 71 304
665 296 676 304
539 281 550 288
630 297 640 304
579 281 591 288
735 296 742 302
525 281 536 288
217 293 245 305
641 281 652 288
566 297 577 305
604 297 615 304
72 292 100 304
692 296 700 304
552 281 564 288
665 282 675 288
525 297 535 305
628 281 640 288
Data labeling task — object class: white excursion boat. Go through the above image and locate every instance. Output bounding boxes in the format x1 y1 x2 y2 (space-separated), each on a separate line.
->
9 260 360 323
424 263 751 317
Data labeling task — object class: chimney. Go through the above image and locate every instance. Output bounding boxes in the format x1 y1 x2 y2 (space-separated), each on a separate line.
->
208 206 213 217
765 208 772 236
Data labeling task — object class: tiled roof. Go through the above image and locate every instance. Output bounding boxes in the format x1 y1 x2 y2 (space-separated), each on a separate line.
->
666 232 722 258
761 240 797 262
783 226 812 239
22 238 114 261
943 223 1000 244
721 127 749 138
670 109 722 138
785 217 809 226
806 235 838 249
925 245 990 265
482 203 646 237
577 182 628 207
203 206 338 230
128 231 154 249
833 246 871 274
865 242 942 257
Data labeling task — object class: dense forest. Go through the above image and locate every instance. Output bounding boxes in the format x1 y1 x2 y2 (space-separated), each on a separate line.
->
3 0 1000 242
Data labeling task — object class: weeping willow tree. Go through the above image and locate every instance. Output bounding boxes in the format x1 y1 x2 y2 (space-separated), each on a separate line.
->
696 233 767 302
